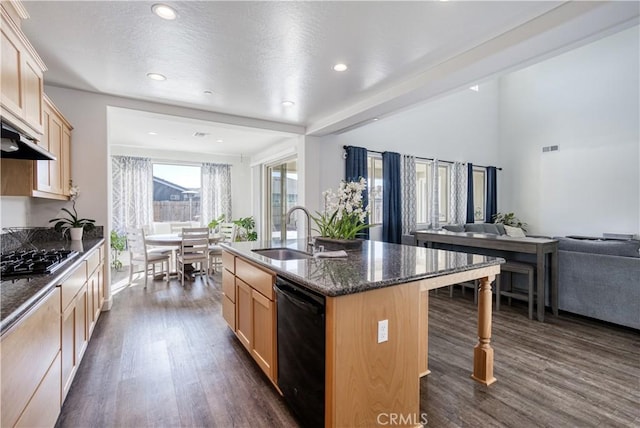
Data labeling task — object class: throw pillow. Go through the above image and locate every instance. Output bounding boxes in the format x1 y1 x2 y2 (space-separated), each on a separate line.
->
504 225 526 238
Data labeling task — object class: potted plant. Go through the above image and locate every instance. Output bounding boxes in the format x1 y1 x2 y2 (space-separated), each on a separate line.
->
110 230 127 270
49 180 96 240
233 216 258 241
493 212 527 232
310 178 371 250
207 214 226 233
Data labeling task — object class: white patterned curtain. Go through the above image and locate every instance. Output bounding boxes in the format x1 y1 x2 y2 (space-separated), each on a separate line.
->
111 156 153 233
449 162 467 225
201 163 232 226
401 155 416 235
429 159 440 229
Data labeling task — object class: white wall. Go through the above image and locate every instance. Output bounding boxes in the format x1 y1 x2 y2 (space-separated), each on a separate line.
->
499 26 639 237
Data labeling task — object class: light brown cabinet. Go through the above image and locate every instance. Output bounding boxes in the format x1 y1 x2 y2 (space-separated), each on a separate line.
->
0 287 61 428
60 260 88 401
0 3 45 138
222 251 277 384
0 95 72 200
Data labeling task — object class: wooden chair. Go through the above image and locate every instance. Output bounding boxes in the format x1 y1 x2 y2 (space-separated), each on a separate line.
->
126 227 171 288
177 227 210 286
209 222 237 274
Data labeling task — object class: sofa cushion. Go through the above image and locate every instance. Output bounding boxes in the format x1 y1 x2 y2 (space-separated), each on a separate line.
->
557 237 640 258
495 223 507 235
443 224 465 233
465 223 486 233
483 223 501 235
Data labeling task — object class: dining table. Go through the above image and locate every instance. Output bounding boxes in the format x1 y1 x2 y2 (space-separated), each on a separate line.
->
145 233 223 277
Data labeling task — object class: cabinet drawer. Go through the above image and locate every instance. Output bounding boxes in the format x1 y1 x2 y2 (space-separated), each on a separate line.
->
1 287 60 428
86 248 100 276
222 269 235 302
61 260 87 310
235 258 274 300
222 251 235 274
222 295 236 331
15 351 61 428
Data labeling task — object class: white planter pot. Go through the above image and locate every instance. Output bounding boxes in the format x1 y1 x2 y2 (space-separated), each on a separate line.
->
70 227 84 241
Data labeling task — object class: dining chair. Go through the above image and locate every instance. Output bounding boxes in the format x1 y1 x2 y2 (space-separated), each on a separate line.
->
177 227 210 286
209 222 237 274
126 227 171 288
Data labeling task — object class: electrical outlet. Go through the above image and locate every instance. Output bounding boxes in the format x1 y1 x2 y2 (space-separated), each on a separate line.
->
378 319 389 343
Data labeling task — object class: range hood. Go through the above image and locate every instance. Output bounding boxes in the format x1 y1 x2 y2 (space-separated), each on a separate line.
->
1 121 56 161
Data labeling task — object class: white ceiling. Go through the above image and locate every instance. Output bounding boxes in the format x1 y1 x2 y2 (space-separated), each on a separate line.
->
18 1 640 156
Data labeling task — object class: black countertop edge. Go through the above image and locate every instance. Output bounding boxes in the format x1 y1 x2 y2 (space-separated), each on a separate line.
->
220 239 504 298
0 238 105 336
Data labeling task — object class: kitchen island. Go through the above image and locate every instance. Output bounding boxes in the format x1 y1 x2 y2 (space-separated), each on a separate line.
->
221 239 503 427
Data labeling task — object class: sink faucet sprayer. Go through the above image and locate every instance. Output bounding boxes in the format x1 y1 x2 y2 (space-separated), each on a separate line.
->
286 206 315 252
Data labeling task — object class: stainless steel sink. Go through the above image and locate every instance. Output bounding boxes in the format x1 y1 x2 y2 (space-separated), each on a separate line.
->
252 248 313 260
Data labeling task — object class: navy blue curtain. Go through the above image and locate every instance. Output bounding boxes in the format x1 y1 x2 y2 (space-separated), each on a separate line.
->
382 151 401 244
344 146 369 239
466 163 475 224
485 166 497 223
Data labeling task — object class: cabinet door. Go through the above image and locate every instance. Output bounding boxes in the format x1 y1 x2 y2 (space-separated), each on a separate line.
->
22 54 44 135
61 126 71 196
0 288 60 428
61 301 76 399
15 352 61 428
76 285 88 362
251 289 275 380
0 23 22 117
235 278 252 351
36 103 62 194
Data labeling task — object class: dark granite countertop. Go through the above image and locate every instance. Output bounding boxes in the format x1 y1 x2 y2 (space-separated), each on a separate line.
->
221 239 503 297
1 238 105 336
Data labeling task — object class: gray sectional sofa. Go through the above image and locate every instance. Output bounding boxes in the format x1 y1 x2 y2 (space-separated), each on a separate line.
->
555 237 640 330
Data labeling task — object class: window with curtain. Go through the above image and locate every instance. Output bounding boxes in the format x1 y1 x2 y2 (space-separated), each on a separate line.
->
111 156 153 233
367 155 383 225
201 162 232 226
415 160 450 225
472 167 486 222
153 163 201 223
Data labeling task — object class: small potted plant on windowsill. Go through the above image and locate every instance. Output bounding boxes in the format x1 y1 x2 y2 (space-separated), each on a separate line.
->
49 180 96 240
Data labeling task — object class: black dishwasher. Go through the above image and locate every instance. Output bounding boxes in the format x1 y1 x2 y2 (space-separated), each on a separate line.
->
274 276 326 428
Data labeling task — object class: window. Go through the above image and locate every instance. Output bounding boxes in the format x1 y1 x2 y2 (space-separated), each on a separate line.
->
152 163 201 222
472 168 486 222
367 155 383 224
266 159 298 240
415 161 450 224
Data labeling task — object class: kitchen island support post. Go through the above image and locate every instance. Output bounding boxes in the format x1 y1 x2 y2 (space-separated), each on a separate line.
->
471 275 496 385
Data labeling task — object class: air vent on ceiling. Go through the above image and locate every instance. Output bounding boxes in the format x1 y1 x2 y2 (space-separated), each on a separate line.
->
193 132 210 138
542 145 559 153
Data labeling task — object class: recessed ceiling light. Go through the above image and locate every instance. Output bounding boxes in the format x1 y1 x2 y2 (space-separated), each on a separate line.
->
151 4 177 20
148 131 157 135
282 100 295 107
216 139 224 143
333 63 348 72
469 85 479 92
372 118 379 121
147 72 166 81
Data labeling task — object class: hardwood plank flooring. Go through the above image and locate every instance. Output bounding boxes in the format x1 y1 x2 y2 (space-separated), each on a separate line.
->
56 274 639 427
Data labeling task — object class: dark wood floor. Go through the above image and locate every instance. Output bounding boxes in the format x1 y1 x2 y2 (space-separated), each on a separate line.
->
56 274 640 428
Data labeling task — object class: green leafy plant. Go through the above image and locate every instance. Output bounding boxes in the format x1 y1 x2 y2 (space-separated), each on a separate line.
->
110 230 127 270
310 178 371 240
233 216 257 241
49 180 96 235
493 212 527 232
207 214 226 231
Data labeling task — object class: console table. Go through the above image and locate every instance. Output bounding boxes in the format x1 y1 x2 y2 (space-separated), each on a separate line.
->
414 230 558 322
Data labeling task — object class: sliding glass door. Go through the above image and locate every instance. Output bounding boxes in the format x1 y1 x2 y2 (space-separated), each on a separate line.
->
266 159 298 240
